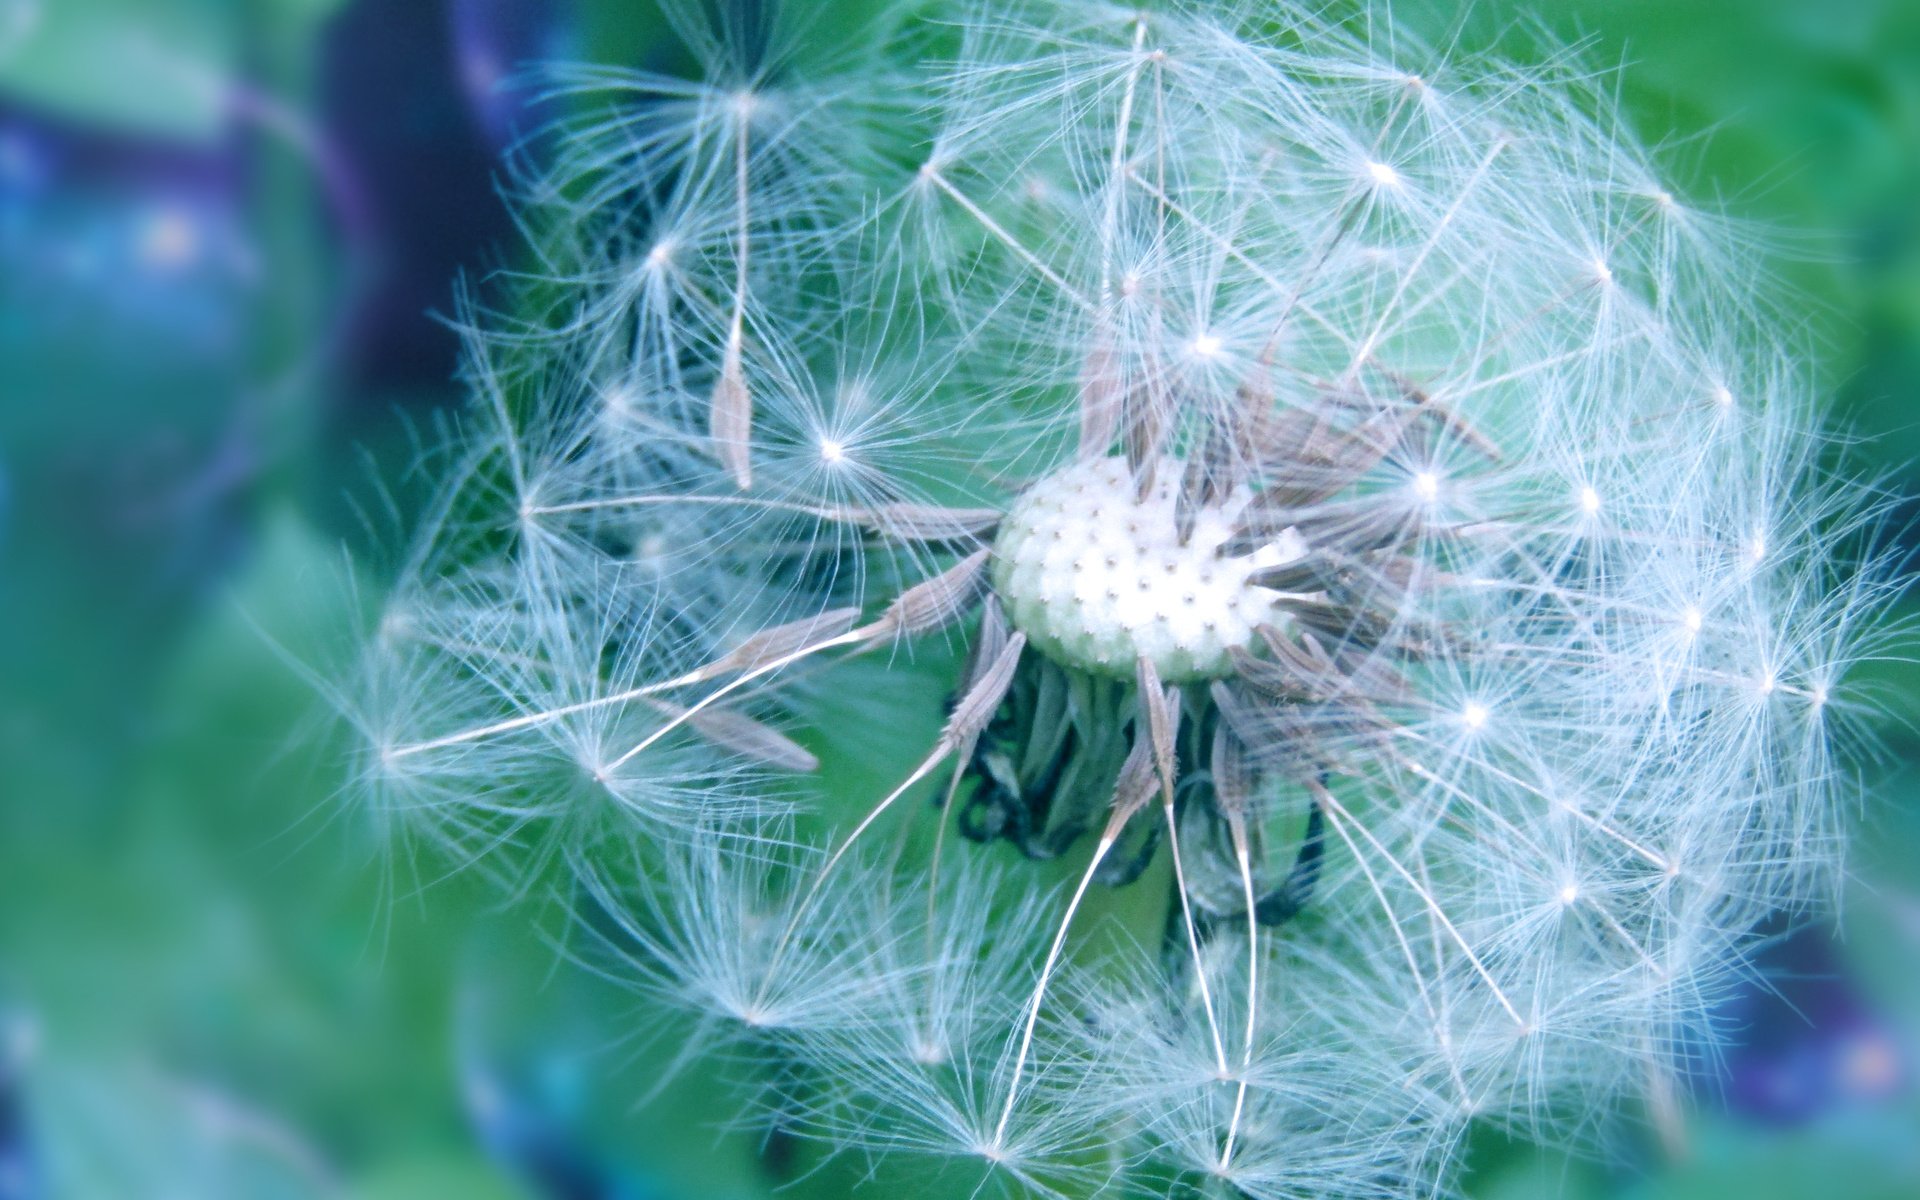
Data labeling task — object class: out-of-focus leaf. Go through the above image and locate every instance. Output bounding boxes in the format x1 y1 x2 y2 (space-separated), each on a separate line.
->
24 1058 341 1200
347 1155 535 1200
1622 1114 1920 1200
0 0 234 142
1469 1150 1604 1200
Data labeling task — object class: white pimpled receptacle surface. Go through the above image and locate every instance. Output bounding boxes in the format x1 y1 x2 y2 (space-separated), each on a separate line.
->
991 456 1303 682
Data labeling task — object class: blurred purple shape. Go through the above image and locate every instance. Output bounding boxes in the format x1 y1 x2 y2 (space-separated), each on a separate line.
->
0 122 50 197
448 0 579 150
0 1014 39 1200
1718 920 1908 1125
0 102 255 351
320 0 535 397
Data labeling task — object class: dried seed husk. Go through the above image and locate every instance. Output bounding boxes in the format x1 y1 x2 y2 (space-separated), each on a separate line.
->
1209 721 1257 820
870 548 991 637
1079 340 1123 457
1134 656 1183 806
1123 386 1167 499
858 503 1002 543
717 607 863 674
646 699 817 772
942 633 1026 751
1177 417 1237 543
710 341 754 491
1109 729 1159 824
965 598 1012 692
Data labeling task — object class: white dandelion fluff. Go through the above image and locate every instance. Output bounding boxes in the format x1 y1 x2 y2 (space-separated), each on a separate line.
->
346 1 1895 1195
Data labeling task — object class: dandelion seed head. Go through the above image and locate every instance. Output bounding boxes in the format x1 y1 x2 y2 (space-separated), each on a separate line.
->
992 456 1298 682
339 1 1896 1194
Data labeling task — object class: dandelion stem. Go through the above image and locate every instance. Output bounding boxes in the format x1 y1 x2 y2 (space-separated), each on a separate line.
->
387 621 863 762
1098 18 1151 306
922 166 1094 312
1314 785 1474 1104
732 100 751 320
1392 739 1673 873
603 628 867 771
1345 140 1507 377
1218 812 1259 1169
1432 340 1621 406
526 493 1001 544
1438 202 1669 399
1123 165 1357 357
1313 780 1527 1029
992 813 1128 1149
710 96 756 489
1138 659 1228 1074
1165 801 1229 1073
760 743 954 993
527 493 871 521
922 755 970 965
386 679 691 759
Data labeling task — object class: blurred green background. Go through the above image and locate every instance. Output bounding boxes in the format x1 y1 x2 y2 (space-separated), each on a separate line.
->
0 1 1915 1197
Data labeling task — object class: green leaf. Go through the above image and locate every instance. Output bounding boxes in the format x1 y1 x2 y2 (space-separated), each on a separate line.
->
348 1156 536 1200
0 0 236 142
